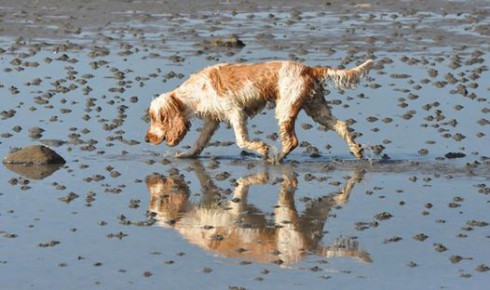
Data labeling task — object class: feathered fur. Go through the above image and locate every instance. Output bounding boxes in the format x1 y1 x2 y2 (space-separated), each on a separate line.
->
145 59 374 162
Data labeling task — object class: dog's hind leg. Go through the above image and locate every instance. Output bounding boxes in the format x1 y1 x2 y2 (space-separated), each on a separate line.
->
175 118 219 158
303 96 363 159
276 117 299 162
275 100 304 162
329 118 363 159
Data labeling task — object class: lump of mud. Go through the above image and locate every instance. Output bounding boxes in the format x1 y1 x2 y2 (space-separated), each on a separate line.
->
210 34 245 48
3 145 66 165
444 152 466 159
3 146 66 179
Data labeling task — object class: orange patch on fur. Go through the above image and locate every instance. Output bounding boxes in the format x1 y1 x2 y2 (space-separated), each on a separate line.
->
208 62 282 101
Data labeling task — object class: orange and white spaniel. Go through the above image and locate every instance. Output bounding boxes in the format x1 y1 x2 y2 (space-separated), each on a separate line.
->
145 59 373 162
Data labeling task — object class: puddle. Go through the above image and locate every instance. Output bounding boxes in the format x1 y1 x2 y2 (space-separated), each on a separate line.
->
1 0 489 289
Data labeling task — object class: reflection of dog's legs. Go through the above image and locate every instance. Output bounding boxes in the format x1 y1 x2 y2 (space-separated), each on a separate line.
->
188 159 222 205
275 173 305 264
321 237 372 263
176 119 219 158
227 172 269 215
331 170 364 205
275 173 299 224
313 171 370 263
293 170 364 259
301 171 363 230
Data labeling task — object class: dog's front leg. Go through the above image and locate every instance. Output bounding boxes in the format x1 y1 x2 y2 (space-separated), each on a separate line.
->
229 112 270 159
175 119 219 158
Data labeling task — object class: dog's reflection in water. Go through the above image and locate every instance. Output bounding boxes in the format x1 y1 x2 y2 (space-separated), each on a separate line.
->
146 161 371 265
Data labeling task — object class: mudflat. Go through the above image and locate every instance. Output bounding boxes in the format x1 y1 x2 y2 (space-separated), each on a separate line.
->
1 1 489 289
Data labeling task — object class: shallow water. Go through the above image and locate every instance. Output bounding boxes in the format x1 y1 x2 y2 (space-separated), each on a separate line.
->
1 157 489 289
1 1 489 289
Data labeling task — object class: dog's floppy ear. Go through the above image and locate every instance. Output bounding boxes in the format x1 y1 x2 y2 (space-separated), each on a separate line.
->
159 93 190 146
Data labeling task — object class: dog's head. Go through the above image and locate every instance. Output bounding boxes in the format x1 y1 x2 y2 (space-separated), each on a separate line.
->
145 93 190 147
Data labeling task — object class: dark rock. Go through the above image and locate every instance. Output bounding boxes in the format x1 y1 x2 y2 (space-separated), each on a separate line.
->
444 152 466 159
211 35 245 48
3 145 66 165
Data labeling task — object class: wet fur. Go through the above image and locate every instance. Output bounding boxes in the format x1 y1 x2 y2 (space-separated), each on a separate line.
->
145 59 373 162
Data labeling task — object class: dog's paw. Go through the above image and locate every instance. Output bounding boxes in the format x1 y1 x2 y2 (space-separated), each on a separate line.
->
350 144 364 159
267 154 284 165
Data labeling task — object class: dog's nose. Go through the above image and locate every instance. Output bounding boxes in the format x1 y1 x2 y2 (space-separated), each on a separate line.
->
144 135 149 143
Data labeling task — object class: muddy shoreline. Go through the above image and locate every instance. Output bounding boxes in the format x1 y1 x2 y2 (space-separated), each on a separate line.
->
1 1 489 289
1 0 489 52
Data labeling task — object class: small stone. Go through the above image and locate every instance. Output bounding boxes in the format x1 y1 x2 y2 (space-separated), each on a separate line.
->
406 261 418 268
433 243 448 252
202 267 213 273
413 233 429 241
374 212 393 221
211 34 245 48
445 152 466 159
475 264 490 272
450 255 463 264
143 271 153 277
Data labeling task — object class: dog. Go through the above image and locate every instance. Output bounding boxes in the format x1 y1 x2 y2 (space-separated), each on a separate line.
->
145 59 373 162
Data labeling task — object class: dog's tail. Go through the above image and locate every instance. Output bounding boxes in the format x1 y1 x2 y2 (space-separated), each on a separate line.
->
311 59 373 90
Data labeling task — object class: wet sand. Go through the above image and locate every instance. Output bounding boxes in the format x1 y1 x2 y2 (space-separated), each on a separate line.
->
1 0 489 289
